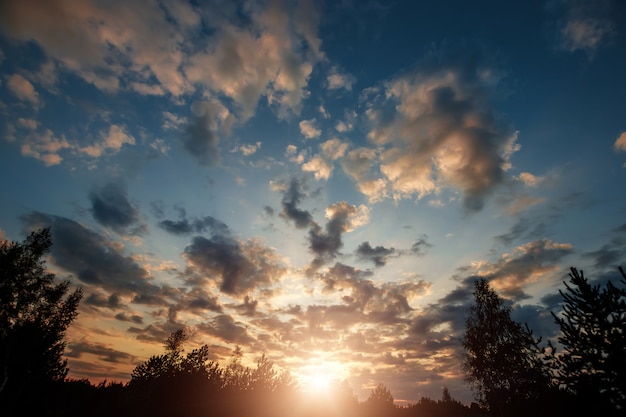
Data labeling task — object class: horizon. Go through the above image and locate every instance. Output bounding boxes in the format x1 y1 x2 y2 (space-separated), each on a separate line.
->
1 0 625 406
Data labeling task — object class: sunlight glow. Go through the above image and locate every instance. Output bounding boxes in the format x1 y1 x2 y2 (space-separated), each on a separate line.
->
297 360 348 396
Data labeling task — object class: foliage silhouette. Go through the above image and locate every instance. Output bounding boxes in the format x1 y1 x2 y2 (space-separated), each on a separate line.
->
462 278 553 416
6 233 623 417
0 228 83 415
548 266 626 413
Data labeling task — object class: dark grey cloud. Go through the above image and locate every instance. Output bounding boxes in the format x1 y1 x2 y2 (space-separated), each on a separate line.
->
114 312 143 324
318 263 429 325
183 230 286 296
159 214 229 236
411 236 432 256
84 291 122 309
582 223 626 271
233 295 259 317
183 101 230 166
89 182 142 233
66 340 136 364
307 202 366 270
128 322 186 344
20 211 165 303
495 216 550 246
279 177 313 229
198 314 255 345
355 241 396 267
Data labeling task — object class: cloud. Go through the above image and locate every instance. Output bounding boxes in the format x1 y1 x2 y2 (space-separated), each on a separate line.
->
159 213 229 236
301 138 349 180
355 242 396 267
299 118 322 139
362 45 519 211
317 263 430 323
553 0 616 59
559 18 614 56
411 236 432 256
89 182 142 234
183 100 233 166
234 142 261 156
327 66 356 91
308 202 370 268
614 132 626 152
301 156 333 181
183 230 287 296
582 223 626 270
19 129 71 166
279 177 314 229
20 211 166 303
80 124 136 158
7 73 41 107
465 239 574 300
198 314 255 345
341 147 388 203
0 0 322 120
185 0 323 120
13 123 136 166
0 0 193 96
515 172 543 187
66 339 136 364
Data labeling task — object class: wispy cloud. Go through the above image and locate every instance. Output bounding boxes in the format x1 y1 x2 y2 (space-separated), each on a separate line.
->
552 0 616 59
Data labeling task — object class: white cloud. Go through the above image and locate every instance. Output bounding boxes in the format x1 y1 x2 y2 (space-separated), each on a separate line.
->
285 144 298 156
236 142 261 156
325 202 370 232
162 111 188 130
7 74 41 107
299 118 321 139
185 1 322 120
301 139 349 181
341 147 388 203
326 67 356 91
614 132 626 152
320 138 348 160
80 125 135 158
362 54 519 211
515 172 543 187
0 0 322 118
302 156 333 180
319 104 330 119
20 129 71 166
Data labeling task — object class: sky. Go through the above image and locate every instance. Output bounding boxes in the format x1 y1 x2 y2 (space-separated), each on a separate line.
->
1 0 626 406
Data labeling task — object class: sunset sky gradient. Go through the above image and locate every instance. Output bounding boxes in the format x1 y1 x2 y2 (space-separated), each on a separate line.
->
1 0 625 405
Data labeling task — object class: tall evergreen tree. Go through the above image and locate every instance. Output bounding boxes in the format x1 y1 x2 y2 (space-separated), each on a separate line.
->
550 267 626 412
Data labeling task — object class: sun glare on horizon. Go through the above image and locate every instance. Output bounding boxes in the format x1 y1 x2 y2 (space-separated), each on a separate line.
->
297 360 348 396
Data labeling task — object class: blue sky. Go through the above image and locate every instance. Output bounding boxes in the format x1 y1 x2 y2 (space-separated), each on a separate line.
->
1 0 625 405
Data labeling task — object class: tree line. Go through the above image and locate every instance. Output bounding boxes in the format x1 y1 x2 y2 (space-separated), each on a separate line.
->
1 228 624 416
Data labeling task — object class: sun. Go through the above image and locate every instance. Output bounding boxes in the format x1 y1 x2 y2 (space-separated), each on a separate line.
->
302 372 332 394
297 359 348 396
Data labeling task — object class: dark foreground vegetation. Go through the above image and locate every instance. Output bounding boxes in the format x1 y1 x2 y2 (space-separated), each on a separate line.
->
1 229 624 416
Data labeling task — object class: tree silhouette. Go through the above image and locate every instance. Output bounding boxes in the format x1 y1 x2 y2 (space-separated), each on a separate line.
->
462 278 552 417
0 228 82 413
364 383 395 416
549 266 626 413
